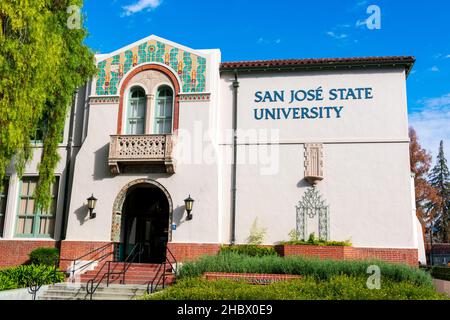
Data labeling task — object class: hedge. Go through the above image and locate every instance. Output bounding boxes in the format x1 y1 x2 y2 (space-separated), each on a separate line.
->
431 266 450 281
144 276 447 300
219 245 277 257
178 252 433 287
29 247 59 266
0 265 65 291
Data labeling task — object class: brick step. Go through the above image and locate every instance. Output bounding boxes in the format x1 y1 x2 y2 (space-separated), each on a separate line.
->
79 274 175 282
79 274 175 284
78 277 175 285
80 271 173 279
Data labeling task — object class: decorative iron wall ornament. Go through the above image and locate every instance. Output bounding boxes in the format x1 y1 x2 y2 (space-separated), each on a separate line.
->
296 186 330 241
304 143 324 185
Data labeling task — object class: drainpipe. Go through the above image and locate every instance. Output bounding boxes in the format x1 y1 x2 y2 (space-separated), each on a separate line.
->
59 89 78 243
230 71 239 245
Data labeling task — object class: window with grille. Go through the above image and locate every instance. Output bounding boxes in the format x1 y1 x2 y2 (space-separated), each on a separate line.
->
154 86 173 134
0 179 9 238
15 177 59 238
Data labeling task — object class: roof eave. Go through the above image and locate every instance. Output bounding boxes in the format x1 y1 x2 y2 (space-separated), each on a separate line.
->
220 59 415 77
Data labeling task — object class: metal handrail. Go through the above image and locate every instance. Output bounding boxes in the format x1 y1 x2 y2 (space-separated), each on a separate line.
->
27 257 63 300
146 246 178 294
85 243 142 300
59 243 113 279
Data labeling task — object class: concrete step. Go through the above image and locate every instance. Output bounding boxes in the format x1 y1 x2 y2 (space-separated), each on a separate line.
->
38 283 154 300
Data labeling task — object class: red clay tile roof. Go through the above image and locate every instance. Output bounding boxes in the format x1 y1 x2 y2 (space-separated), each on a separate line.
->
220 56 415 75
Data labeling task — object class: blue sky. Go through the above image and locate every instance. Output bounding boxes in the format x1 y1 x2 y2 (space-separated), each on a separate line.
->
83 0 450 161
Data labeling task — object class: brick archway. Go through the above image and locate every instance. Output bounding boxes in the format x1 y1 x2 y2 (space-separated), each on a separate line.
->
111 179 173 243
117 63 181 134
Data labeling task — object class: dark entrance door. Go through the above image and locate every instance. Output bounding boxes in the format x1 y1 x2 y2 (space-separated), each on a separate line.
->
120 184 169 263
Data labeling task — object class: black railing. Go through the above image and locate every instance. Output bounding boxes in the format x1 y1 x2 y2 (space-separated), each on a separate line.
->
27 257 62 300
86 243 143 300
146 246 178 294
60 243 114 281
27 243 114 299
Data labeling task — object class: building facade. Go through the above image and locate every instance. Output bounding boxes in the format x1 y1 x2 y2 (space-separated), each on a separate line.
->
0 35 426 267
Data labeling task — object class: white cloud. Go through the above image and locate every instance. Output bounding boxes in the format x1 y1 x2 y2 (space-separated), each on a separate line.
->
429 66 439 72
122 0 161 16
355 19 367 28
326 31 348 39
257 37 281 45
409 94 450 161
446 54 450 58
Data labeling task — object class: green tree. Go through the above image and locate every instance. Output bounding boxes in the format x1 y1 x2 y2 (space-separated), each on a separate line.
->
0 0 96 209
428 141 450 242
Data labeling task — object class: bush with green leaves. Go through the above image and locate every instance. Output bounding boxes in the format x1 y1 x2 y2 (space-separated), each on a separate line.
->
178 252 433 287
143 276 447 300
29 247 60 266
246 218 267 245
219 245 277 257
431 266 450 281
281 231 352 246
0 265 65 291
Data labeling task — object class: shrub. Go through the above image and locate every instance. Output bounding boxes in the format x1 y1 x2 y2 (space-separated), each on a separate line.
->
431 266 450 281
29 247 59 266
246 218 267 245
281 231 352 246
0 265 65 291
143 276 447 300
219 245 277 257
178 252 433 287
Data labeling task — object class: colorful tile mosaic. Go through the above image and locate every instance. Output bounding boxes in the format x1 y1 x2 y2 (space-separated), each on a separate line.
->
95 40 207 96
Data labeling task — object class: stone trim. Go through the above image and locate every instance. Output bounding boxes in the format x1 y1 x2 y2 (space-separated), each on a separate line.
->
178 93 211 102
89 96 120 104
111 179 173 242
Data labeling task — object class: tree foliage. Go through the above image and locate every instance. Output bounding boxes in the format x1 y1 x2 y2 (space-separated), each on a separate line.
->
0 0 96 209
428 140 450 242
409 127 440 229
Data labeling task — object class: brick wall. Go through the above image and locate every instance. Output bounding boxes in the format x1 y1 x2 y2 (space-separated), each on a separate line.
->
167 243 221 262
275 244 418 266
203 272 302 284
0 240 57 268
59 240 113 270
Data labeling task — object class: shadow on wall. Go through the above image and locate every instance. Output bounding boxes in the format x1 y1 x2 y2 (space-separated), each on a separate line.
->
74 204 89 226
297 179 311 189
93 143 113 181
173 205 187 227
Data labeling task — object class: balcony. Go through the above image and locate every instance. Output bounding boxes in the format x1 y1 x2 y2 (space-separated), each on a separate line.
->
108 134 175 174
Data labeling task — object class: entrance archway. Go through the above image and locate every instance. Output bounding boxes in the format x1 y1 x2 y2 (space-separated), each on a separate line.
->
111 179 173 263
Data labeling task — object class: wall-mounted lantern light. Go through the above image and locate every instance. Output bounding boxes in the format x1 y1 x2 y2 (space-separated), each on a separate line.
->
184 195 194 220
87 194 98 219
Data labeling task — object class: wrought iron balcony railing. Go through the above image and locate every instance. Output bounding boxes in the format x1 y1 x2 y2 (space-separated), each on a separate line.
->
108 134 175 174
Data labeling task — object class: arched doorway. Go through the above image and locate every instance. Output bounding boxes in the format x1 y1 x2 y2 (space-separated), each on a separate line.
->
112 179 172 263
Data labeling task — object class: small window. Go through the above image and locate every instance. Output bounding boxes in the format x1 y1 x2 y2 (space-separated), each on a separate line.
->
0 179 9 238
154 86 173 134
126 87 147 135
15 177 59 238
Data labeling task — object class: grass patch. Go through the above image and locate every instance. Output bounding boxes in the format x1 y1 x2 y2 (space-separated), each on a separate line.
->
143 276 447 300
178 252 433 287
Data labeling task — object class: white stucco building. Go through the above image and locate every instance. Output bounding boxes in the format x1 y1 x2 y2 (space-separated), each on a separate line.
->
0 35 425 266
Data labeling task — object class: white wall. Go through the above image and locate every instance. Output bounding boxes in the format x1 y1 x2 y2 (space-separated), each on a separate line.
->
218 68 416 248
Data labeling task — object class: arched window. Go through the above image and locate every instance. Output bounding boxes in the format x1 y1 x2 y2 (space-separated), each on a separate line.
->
154 86 173 134
126 87 146 134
